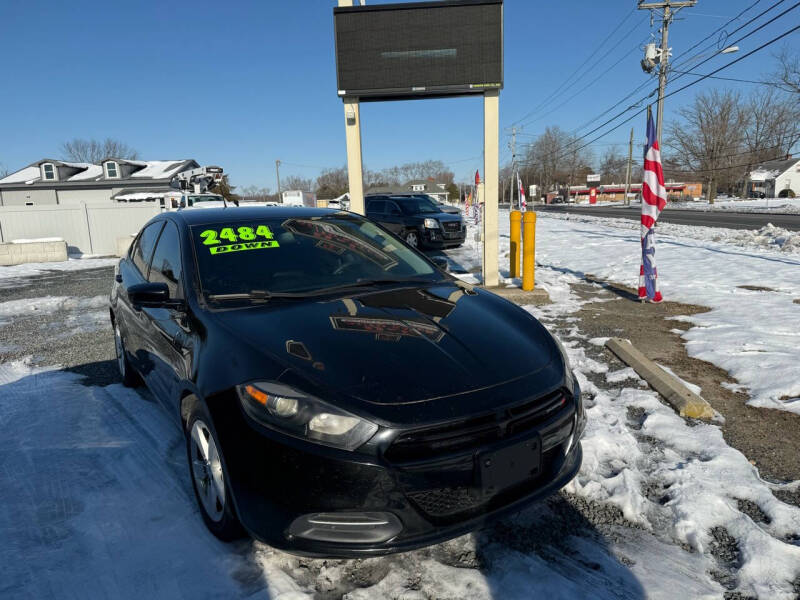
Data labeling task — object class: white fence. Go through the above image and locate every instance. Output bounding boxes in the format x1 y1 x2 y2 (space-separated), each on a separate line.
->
0 203 161 255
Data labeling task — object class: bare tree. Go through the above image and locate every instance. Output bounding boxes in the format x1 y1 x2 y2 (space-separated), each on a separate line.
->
0 163 8 178
741 88 800 163
61 138 138 163
599 146 627 184
771 46 800 94
666 90 748 202
239 185 273 202
519 126 594 195
315 167 349 198
281 175 313 192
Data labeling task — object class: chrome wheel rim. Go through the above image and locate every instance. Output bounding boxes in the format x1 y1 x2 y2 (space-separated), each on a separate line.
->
114 324 126 378
190 420 225 522
406 232 418 247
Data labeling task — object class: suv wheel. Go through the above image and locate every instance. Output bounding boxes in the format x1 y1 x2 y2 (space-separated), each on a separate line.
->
404 230 420 248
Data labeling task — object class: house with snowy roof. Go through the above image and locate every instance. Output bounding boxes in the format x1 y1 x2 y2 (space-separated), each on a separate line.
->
745 157 799 198
0 158 200 206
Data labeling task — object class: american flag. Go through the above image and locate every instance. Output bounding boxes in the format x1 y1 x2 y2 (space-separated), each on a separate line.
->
639 106 666 303
517 172 527 211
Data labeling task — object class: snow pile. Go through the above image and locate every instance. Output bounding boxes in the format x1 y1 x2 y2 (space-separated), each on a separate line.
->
667 198 800 214
10 237 64 244
545 211 800 254
708 223 800 253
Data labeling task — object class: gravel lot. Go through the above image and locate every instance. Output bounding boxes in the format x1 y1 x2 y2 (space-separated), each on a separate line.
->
0 266 118 386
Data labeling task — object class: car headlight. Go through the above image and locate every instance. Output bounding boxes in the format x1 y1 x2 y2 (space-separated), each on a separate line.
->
236 382 378 451
554 336 575 390
423 218 439 229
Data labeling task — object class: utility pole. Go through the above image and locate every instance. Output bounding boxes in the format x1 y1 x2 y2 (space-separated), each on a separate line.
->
509 126 517 209
638 1 696 147
275 159 282 203
624 127 634 205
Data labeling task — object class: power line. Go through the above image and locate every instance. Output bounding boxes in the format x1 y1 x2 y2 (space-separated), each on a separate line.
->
514 33 652 129
570 0 787 137
668 0 797 86
669 0 768 66
670 68 791 88
508 7 641 127
519 11 800 167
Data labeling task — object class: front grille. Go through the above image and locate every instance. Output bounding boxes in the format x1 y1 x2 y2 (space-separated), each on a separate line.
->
407 487 483 518
385 390 568 463
405 446 563 522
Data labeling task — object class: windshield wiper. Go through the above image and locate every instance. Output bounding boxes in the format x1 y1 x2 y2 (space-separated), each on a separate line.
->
286 278 436 297
208 278 437 303
207 290 272 302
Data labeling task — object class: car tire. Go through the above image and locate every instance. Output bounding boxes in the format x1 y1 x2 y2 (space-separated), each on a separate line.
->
114 320 139 387
404 230 420 248
185 401 245 542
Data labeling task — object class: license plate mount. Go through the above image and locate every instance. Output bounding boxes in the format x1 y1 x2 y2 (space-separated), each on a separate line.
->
478 436 541 497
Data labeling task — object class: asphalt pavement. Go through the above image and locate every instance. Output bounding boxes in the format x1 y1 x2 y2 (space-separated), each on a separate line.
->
536 203 800 231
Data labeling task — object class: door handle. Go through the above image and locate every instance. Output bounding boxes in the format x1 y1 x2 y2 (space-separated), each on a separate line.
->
115 274 123 283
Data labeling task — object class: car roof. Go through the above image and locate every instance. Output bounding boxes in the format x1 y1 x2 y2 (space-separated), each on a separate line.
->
164 206 345 227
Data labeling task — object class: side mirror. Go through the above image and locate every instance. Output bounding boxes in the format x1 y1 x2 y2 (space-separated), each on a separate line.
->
128 282 184 310
431 257 449 270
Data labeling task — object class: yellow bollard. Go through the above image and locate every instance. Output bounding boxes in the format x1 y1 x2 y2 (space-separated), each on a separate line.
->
522 211 536 290
509 211 521 278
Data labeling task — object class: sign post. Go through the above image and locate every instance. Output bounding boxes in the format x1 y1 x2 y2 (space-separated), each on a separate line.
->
333 0 503 285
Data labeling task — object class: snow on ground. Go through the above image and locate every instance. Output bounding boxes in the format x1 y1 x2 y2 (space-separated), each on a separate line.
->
448 210 800 414
2 216 800 598
666 197 800 215
588 198 800 214
0 256 118 288
524 266 800 599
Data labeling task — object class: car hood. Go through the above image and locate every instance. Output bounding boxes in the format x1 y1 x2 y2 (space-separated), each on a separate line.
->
210 282 561 411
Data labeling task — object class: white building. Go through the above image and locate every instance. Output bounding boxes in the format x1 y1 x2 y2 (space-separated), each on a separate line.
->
746 157 799 198
0 158 200 206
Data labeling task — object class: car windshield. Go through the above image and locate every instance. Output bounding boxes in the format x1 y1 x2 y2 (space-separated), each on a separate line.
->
396 196 439 215
191 195 223 204
190 214 441 298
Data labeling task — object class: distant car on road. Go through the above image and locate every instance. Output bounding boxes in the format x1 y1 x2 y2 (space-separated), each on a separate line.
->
365 194 466 249
109 207 584 556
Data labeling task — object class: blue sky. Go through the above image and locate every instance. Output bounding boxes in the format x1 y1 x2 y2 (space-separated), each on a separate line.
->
0 0 795 189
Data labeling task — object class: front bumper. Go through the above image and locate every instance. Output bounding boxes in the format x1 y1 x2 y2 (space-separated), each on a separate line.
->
421 225 466 248
209 384 583 557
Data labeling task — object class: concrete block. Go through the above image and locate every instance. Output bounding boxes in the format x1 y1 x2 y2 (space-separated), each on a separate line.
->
481 285 551 306
605 338 715 420
0 240 67 266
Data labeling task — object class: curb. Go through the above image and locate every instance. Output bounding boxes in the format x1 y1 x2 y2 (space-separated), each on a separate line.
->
604 338 715 420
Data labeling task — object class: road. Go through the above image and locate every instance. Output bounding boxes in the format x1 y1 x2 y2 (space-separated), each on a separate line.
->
536 204 800 231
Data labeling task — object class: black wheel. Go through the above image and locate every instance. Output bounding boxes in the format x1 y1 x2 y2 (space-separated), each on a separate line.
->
113 320 139 387
404 230 420 248
185 400 245 541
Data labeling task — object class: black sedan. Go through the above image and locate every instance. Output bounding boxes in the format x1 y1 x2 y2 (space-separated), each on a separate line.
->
109 206 584 557
365 194 466 249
